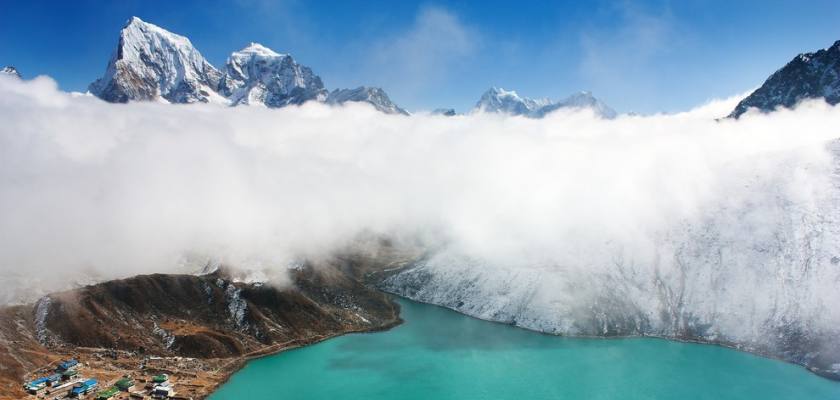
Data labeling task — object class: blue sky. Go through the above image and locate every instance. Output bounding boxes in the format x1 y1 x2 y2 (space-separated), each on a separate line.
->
2 0 839 113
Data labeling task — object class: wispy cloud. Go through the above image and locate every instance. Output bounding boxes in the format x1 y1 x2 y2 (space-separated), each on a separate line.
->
365 7 478 107
578 3 679 112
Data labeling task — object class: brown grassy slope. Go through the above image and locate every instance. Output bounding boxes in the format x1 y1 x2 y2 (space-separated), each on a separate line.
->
0 260 404 399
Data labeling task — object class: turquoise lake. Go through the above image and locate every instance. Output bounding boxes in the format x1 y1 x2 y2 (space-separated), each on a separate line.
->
210 298 840 400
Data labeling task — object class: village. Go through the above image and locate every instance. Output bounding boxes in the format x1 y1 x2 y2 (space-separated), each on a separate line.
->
19 352 224 400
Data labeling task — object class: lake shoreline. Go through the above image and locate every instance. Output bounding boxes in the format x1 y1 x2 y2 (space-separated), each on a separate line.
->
205 304 404 399
209 296 840 400
378 289 840 383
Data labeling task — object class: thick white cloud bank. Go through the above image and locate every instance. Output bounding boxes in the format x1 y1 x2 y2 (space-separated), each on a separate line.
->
2 75 840 375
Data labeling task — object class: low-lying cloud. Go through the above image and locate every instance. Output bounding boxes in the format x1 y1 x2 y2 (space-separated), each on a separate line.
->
1 74 839 306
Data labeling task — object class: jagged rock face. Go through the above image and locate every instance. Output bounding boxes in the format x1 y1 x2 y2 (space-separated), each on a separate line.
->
88 17 224 104
432 108 456 116
475 87 616 118
1 66 20 78
326 86 409 115
730 40 840 118
87 17 409 114
219 43 327 107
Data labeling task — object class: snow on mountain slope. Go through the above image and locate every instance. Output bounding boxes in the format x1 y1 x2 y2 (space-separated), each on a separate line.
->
381 140 840 380
475 87 552 116
534 91 617 119
730 40 840 118
326 86 409 115
475 87 616 118
89 17 224 104
219 43 327 107
1 66 20 78
86 18 409 114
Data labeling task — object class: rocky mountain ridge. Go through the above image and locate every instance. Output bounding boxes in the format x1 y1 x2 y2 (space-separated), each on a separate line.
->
474 87 617 118
730 40 840 118
88 17 225 104
326 86 409 115
219 42 327 107
89 17 406 114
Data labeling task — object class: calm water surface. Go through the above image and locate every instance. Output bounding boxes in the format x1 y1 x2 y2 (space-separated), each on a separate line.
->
211 298 840 400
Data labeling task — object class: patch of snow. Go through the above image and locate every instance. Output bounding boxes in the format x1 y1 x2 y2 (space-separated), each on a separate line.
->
34 296 51 345
225 284 248 330
152 322 175 349
201 281 213 304
1 66 20 78
355 313 370 324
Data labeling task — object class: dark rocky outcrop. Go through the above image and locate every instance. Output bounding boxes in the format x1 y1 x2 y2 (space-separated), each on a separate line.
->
730 40 840 118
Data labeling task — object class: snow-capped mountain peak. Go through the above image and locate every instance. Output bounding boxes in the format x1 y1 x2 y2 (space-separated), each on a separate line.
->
729 39 840 118
326 86 409 115
562 90 597 105
219 43 327 107
237 42 282 58
87 17 408 113
1 66 20 78
535 91 618 118
475 87 551 115
475 87 615 118
89 16 224 104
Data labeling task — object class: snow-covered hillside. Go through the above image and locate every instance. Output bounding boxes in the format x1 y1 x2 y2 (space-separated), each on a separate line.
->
382 140 840 380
